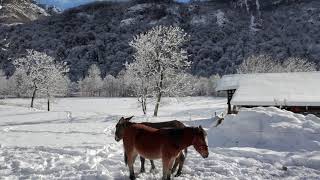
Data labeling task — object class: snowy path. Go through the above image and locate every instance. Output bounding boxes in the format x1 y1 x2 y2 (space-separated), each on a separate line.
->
0 97 319 179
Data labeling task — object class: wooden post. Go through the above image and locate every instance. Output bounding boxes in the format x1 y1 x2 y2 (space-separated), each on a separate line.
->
227 89 235 114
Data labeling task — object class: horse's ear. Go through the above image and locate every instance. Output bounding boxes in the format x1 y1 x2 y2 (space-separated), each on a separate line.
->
126 116 134 121
199 125 207 135
119 117 125 123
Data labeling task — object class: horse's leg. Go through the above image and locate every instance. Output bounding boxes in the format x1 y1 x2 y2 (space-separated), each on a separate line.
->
162 157 175 180
175 153 185 177
140 156 145 173
127 151 138 180
171 157 179 174
150 160 156 172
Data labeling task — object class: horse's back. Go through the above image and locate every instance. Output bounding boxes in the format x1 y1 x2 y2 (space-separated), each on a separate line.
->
123 124 157 140
142 120 185 129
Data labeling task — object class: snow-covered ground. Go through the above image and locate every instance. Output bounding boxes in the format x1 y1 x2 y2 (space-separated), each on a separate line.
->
0 97 319 179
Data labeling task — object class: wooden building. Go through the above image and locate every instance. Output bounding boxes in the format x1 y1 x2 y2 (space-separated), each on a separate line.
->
216 72 320 115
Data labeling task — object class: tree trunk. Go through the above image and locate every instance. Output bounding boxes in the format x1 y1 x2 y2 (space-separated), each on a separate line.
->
47 98 50 111
139 96 147 115
142 96 147 115
31 86 37 108
141 99 146 115
153 73 164 117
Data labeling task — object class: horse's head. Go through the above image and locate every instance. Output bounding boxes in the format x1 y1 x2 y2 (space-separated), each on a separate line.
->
115 116 134 142
192 126 209 158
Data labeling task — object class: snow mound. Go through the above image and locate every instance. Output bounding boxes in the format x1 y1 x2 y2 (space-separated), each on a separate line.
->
209 107 320 151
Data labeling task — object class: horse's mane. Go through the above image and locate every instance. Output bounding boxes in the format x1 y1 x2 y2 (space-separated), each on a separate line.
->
160 127 195 148
167 128 184 145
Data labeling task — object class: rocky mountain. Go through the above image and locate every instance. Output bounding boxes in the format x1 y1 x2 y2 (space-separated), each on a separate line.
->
0 0 319 81
0 0 50 24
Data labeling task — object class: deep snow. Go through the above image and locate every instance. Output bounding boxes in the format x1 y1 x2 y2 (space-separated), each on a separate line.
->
0 97 319 179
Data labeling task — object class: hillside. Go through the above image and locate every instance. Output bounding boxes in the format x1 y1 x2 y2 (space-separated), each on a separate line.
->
0 0 319 81
0 0 49 24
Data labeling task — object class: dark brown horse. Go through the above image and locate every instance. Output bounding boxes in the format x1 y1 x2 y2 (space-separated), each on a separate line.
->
119 118 209 180
115 116 187 176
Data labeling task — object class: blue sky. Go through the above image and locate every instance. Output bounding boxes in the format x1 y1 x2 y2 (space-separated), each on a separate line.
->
36 0 190 10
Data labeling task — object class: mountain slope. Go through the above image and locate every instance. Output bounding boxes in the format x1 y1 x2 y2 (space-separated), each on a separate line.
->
0 0 319 80
0 0 49 24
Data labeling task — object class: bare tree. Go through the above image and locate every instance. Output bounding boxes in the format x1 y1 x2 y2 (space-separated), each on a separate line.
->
128 25 190 116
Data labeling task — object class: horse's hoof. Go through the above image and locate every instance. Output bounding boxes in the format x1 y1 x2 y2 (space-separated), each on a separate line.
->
130 175 136 180
175 172 181 177
162 177 171 180
150 168 157 173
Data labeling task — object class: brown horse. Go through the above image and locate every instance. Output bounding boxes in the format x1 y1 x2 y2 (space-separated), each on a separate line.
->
115 116 187 177
120 119 209 180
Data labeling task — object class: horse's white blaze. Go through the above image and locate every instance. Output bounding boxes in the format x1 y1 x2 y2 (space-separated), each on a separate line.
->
205 136 208 145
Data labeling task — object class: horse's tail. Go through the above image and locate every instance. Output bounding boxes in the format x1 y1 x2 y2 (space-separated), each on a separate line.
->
124 153 128 166
184 148 188 158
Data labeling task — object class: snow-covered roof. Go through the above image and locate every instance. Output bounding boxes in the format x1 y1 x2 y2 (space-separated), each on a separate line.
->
216 74 248 91
217 72 320 106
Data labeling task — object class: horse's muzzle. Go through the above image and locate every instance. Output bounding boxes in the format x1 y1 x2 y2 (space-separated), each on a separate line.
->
115 136 121 142
202 152 209 158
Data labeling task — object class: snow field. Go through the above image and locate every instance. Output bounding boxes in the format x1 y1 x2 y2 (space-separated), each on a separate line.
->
0 97 319 179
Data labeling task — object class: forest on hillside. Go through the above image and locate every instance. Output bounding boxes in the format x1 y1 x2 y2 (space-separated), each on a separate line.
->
0 0 319 81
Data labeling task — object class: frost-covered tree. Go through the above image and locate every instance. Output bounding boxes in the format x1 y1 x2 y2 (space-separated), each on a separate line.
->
237 55 317 74
79 64 103 96
102 74 123 97
0 70 8 97
124 59 154 115
0 69 28 98
237 55 278 74
8 69 33 98
41 68 69 111
281 57 316 72
13 50 68 110
128 25 190 116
